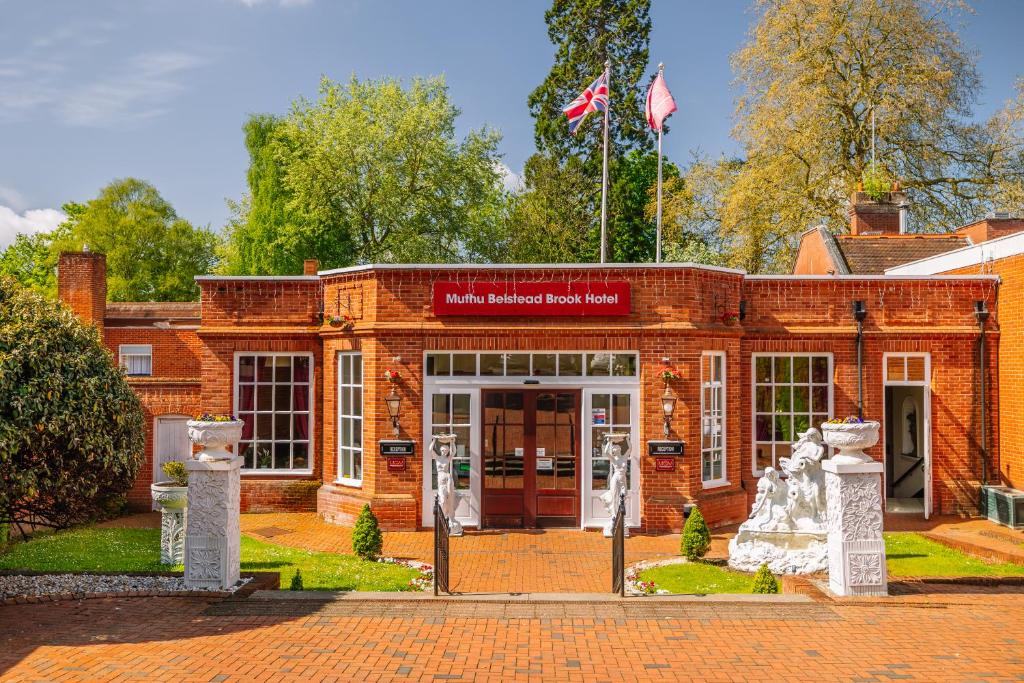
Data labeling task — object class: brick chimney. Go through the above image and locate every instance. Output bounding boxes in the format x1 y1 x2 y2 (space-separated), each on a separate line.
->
955 213 1024 244
58 250 107 331
303 258 319 275
848 191 908 236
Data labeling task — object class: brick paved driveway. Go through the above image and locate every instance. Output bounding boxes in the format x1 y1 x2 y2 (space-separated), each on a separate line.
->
3 589 1024 681
239 513 729 594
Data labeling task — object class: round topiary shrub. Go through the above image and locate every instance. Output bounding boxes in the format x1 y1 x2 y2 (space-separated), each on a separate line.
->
0 278 144 535
681 506 711 561
752 563 780 594
352 503 384 560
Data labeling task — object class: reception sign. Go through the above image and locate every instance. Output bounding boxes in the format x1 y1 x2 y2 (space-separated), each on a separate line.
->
433 281 630 316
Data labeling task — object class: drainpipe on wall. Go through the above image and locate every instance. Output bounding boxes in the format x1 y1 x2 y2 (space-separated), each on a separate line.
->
974 300 990 485
853 301 867 420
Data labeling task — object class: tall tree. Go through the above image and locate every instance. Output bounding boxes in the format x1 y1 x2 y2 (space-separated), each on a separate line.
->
474 154 597 263
219 114 327 275
528 0 653 170
526 0 655 262
220 75 504 269
609 150 680 262
665 0 1024 272
51 179 218 301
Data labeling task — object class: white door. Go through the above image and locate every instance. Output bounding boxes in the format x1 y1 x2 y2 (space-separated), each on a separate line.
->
923 385 933 519
422 390 481 528
582 389 640 528
153 416 191 510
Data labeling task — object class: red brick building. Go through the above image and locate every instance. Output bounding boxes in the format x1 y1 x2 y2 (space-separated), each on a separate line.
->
57 223 1002 531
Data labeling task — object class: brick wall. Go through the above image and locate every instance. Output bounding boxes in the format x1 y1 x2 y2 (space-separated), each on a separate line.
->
946 254 1023 489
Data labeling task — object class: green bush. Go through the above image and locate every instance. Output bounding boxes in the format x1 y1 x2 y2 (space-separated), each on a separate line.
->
161 461 188 487
352 504 384 560
681 507 711 561
289 568 304 591
0 278 144 534
752 563 780 594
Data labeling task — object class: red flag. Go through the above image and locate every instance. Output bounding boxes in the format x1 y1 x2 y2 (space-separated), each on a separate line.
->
645 72 677 132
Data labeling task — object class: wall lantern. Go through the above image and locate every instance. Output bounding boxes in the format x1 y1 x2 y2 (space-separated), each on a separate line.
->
384 386 402 437
661 385 677 437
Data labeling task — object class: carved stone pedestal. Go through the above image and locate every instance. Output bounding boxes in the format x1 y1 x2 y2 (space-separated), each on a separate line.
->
184 457 241 590
822 459 888 597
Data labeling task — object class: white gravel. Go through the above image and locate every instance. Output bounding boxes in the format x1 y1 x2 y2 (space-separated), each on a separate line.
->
0 573 250 601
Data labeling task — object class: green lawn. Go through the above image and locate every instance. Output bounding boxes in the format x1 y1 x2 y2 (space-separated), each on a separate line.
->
884 532 1024 578
637 561 760 594
0 527 423 591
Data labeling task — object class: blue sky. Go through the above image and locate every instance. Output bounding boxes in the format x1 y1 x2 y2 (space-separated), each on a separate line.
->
1 0 1021 248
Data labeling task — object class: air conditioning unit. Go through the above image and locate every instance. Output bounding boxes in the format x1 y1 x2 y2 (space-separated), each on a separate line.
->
980 485 1024 529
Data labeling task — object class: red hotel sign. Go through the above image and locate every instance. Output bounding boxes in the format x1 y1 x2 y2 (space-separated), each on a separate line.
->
433 281 630 316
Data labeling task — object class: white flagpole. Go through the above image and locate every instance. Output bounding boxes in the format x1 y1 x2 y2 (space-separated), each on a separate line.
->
600 59 611 264
655 63 664 264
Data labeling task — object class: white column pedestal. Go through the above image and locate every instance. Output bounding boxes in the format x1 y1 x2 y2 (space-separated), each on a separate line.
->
184 457 242 590
822 459 888 597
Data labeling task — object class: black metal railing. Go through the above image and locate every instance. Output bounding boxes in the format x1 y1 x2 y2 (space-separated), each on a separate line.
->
611 492 625 596
433 495 450 595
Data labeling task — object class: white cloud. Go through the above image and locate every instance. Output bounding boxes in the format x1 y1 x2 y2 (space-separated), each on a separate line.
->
0 206 66 250
60 51 207 127
0 186 28 212
496 162 524 193
0 19 207 128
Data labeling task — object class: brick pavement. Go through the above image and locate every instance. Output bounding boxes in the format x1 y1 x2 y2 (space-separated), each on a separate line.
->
3 590 1024 681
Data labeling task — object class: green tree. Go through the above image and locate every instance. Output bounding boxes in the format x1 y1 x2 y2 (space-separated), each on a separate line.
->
0 278 144 534
223 75 504 269
219 114 324 275
528 0 652 170
51 179 218 301
478 154 597 263
0 232 58 296
673 0 1024 272
752 563 780 594
610 150 679 262
681 507 711 561
352 504 384 560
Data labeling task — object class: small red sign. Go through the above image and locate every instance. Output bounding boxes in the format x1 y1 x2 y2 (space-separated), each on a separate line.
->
433 281 630 316
386 457 407 473
654 457 676 472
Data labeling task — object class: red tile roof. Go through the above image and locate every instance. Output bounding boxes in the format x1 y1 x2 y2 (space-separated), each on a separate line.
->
834 235 969 274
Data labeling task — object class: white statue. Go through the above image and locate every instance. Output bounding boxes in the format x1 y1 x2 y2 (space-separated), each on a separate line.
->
728 428 828 574
599 433 630 537
430 433 463 536
779 428 826 531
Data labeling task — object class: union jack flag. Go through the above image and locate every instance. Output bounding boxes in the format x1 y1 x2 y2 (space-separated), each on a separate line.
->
563 71 608 135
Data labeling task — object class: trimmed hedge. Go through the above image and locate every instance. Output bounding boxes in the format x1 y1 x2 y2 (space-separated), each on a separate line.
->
681 507 712 561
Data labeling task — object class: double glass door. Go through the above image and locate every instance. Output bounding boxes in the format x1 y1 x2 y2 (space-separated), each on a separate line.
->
482 390 580 528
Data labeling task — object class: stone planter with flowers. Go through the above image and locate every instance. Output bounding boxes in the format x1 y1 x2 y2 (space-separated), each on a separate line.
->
187 413 244 462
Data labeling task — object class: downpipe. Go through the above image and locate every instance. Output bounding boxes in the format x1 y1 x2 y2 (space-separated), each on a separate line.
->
854 301 867 420
974 301 989 486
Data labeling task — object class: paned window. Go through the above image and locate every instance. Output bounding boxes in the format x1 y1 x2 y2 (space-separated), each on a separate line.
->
590 393 632 491
338 353 363 483
425 352 638 378
753 354 831 474
119 344 152 376
431 393 471 490
236 353 312 471
701 352 726 485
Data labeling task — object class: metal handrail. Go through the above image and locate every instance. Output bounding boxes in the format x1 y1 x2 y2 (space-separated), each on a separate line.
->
433 496 450 595
611 492 625 596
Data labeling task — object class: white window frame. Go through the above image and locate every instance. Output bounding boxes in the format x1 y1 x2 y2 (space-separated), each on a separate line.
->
119 344 153 376
750 352 834 477
700 351 728 488
233 351 315 475
424 351 639 380
883 352 930 386
882 352 933 518
336 352 363 486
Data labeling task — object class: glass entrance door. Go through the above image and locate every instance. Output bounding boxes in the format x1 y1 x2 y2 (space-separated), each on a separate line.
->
482 390 580 528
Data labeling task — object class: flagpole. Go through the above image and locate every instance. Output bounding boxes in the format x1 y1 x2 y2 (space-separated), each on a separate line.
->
600 59 610 264
655 63 664 264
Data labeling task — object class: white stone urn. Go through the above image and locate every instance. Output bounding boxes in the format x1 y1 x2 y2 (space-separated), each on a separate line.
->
151 482 188 565
187 420 244 461
821 421 880 465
